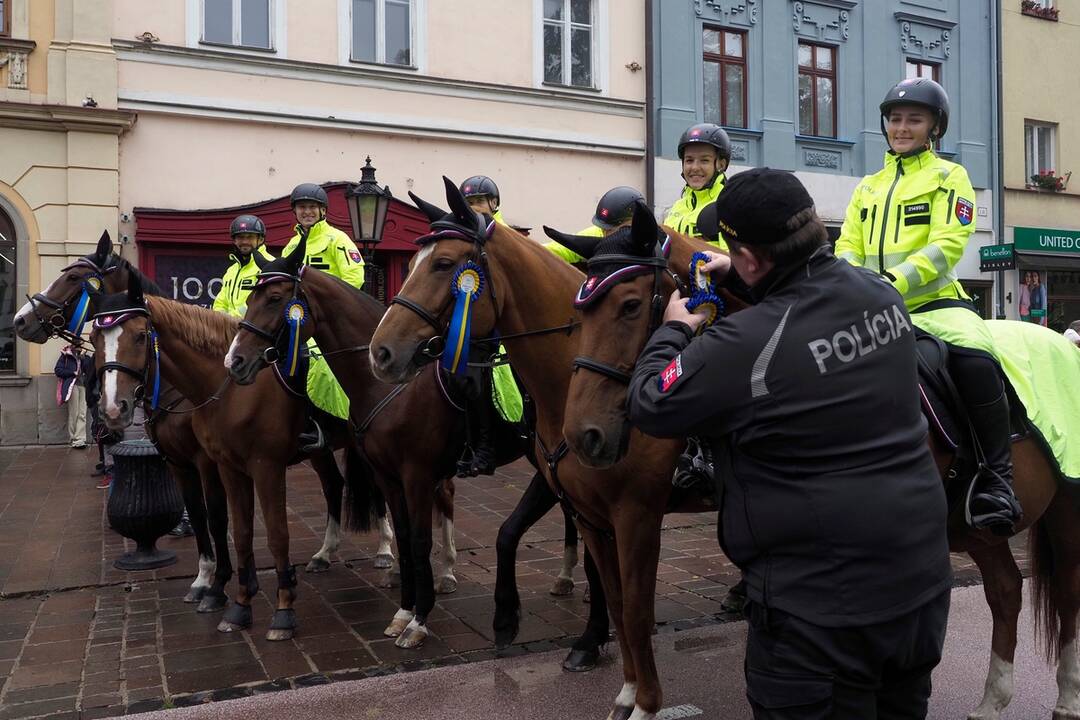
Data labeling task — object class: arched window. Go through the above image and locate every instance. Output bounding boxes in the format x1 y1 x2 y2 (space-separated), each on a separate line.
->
0 207 17 371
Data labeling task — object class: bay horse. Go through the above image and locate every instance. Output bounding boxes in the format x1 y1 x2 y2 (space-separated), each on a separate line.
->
88 274 385 641
223 237 609 666
554 207 1080 720
368 178 726 719
13 233 398 604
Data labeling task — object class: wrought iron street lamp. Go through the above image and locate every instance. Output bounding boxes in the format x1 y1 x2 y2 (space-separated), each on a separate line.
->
345 156 392 260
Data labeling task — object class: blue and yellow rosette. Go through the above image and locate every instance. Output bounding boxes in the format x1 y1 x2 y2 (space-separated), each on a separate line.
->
283 298 308 378
66 275 102 336
442 262 485 375
686 251 724 335
150 330 162 409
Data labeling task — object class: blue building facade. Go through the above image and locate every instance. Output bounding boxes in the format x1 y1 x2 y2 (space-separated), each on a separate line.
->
650 0 1001 315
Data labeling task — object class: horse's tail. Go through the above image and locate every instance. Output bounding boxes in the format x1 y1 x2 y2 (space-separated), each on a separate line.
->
343 444 379 534
1030 515 1062 664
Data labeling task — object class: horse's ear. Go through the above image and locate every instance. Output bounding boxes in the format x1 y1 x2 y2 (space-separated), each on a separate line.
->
443 176 481 231
284 228 308 272
91 230 112 266
630 200 660 256
252 249 271 270
126 268 145 307
542 226 601 260
408 191 448 224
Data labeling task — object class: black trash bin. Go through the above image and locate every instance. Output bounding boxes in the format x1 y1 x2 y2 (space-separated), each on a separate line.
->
107 439 183 570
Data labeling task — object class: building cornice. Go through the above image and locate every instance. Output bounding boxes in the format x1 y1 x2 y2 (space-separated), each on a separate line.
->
112 39 645 119
0 102 136 134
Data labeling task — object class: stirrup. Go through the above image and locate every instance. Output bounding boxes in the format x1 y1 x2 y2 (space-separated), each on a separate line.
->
298 420 325 454
964 466 1021 536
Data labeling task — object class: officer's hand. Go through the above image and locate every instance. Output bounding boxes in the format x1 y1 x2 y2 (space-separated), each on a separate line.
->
700 251 731 279
664 290 707 332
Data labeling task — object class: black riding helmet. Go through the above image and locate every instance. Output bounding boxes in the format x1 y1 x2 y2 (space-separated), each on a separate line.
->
592 186 646 230
677 123 732 161
290 183 329 208
459 176 500 208
879 78 950 147
230 214 266 239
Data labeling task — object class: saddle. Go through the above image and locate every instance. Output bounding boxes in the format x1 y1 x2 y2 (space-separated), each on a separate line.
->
914 330 1027 507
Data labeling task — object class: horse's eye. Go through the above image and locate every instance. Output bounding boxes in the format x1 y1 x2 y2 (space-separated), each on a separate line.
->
434 258 455 272
621 299 643 316
268 294 283 303
67 273 81 282
134 334 146 345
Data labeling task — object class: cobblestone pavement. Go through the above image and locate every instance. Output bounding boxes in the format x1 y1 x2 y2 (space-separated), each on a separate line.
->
0 447 1028 719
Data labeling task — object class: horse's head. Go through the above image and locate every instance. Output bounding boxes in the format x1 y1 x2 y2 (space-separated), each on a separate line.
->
14 230 117 343
557 203 681 467
370 176 499 383
225 235 305 385
90 272 156 430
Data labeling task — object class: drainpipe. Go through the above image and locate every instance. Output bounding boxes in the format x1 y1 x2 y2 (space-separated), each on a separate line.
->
644 0 655 206
992 0 1006 319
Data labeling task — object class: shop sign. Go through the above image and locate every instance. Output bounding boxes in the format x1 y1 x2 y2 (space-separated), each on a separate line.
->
979 243 1015 271
1014 227 1080 256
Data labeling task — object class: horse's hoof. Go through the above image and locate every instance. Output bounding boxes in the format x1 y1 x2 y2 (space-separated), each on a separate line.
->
1052 709 1080 720
395 623 428 649
197 591 229 614
561 647 599 673
373 553 394 569
266 609 296 642
384 612 414 638
583 583 591 604
217 602 252 633
435 575 458 594
549 577 575 597
266 627 294 641
606 706 634 720
305 557 331 573
183 586 207 604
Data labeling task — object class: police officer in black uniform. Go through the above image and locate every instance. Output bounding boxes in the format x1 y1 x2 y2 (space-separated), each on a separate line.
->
627 168 952 719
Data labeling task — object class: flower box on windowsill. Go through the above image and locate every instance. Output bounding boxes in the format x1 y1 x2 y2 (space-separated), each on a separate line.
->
1020 1 1059 21
1027 170 1071 192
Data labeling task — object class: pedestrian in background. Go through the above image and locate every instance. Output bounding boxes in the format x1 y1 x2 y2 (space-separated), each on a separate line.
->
54 345 87 449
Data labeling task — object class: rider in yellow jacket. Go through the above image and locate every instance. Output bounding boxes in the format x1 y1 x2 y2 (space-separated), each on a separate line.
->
837 78 1021 534
213 214 276 318
664 123 731 250
545 186 646 264
282 183 366 290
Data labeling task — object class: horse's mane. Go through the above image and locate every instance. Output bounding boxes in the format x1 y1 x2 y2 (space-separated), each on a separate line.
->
110 255 167 297
491 223 584 288
146 296 238 356
308 269 386 328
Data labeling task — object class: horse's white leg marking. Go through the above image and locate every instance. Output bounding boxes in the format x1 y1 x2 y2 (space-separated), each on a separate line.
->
191 555 215 591
384 608 414 637
615 682 637 707
311 516 341 564
968 652 1014 720
1055 637 1080 718
102 325 123 419
558 543 578 582
377 513 394 557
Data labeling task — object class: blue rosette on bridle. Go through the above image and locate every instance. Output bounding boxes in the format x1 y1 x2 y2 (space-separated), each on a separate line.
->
149 330 162 410
442 262 485 375
685 251 724 334
66 275 102 336
282 298 309 378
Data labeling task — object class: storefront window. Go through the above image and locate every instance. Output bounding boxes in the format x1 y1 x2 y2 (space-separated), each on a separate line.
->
961 280 993 320
0 207 16 371
1047 270 1080 333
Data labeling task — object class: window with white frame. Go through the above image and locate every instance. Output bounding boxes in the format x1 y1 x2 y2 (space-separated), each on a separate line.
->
1025 121 1057 182
543 0 594 88
352 0 413 67
203 0 272 49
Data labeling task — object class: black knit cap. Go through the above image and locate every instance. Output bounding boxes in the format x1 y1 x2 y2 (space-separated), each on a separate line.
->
701 168 815 246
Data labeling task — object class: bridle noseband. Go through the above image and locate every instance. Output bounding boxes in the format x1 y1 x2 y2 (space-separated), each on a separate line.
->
235 269 305 366
27 259 115 346
93 308 161 410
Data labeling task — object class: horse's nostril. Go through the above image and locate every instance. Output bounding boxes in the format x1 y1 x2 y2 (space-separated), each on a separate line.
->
231 355 245 371
374 346 392 368
13 315 23 329
581 426 606 459
119 399 130 416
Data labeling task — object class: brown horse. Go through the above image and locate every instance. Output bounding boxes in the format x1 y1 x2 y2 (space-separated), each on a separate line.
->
88 274 384 641
13 234 397 604
223 238 610 665
368 178 729 719
554 211 1080 720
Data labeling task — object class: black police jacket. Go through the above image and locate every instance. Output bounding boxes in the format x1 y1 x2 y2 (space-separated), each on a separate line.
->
628 247 952 627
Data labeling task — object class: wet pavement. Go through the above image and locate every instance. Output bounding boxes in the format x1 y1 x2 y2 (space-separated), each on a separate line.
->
0 446 1031 719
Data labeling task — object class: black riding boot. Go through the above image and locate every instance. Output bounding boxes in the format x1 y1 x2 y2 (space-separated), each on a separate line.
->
966 390 1023 535
459 396 497 477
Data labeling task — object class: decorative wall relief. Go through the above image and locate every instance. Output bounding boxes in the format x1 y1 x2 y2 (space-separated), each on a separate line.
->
792 1 856 43
694 0 758 26
896 13 954 61
803 149 841 170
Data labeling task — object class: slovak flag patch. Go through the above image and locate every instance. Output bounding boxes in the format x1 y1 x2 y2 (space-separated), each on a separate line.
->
659 355 683 393
955 197 974 226
349 250 363 263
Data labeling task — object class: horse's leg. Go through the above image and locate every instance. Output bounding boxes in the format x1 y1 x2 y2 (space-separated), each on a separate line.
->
494 471 558 648
251 463 297 641
217 469 256 634
170 460 214 604
563 547 610 673
432 478 458 595
374 486 396 569
610 510 664 719
1037 492 1080 719
396 468 436 649
197 460 231 614
551 505 579 597
383 481 418 638
966 541 1023 720
306 449 344 573
581 527 633 720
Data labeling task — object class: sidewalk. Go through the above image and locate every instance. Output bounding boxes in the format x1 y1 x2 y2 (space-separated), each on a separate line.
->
0 447 1022 719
